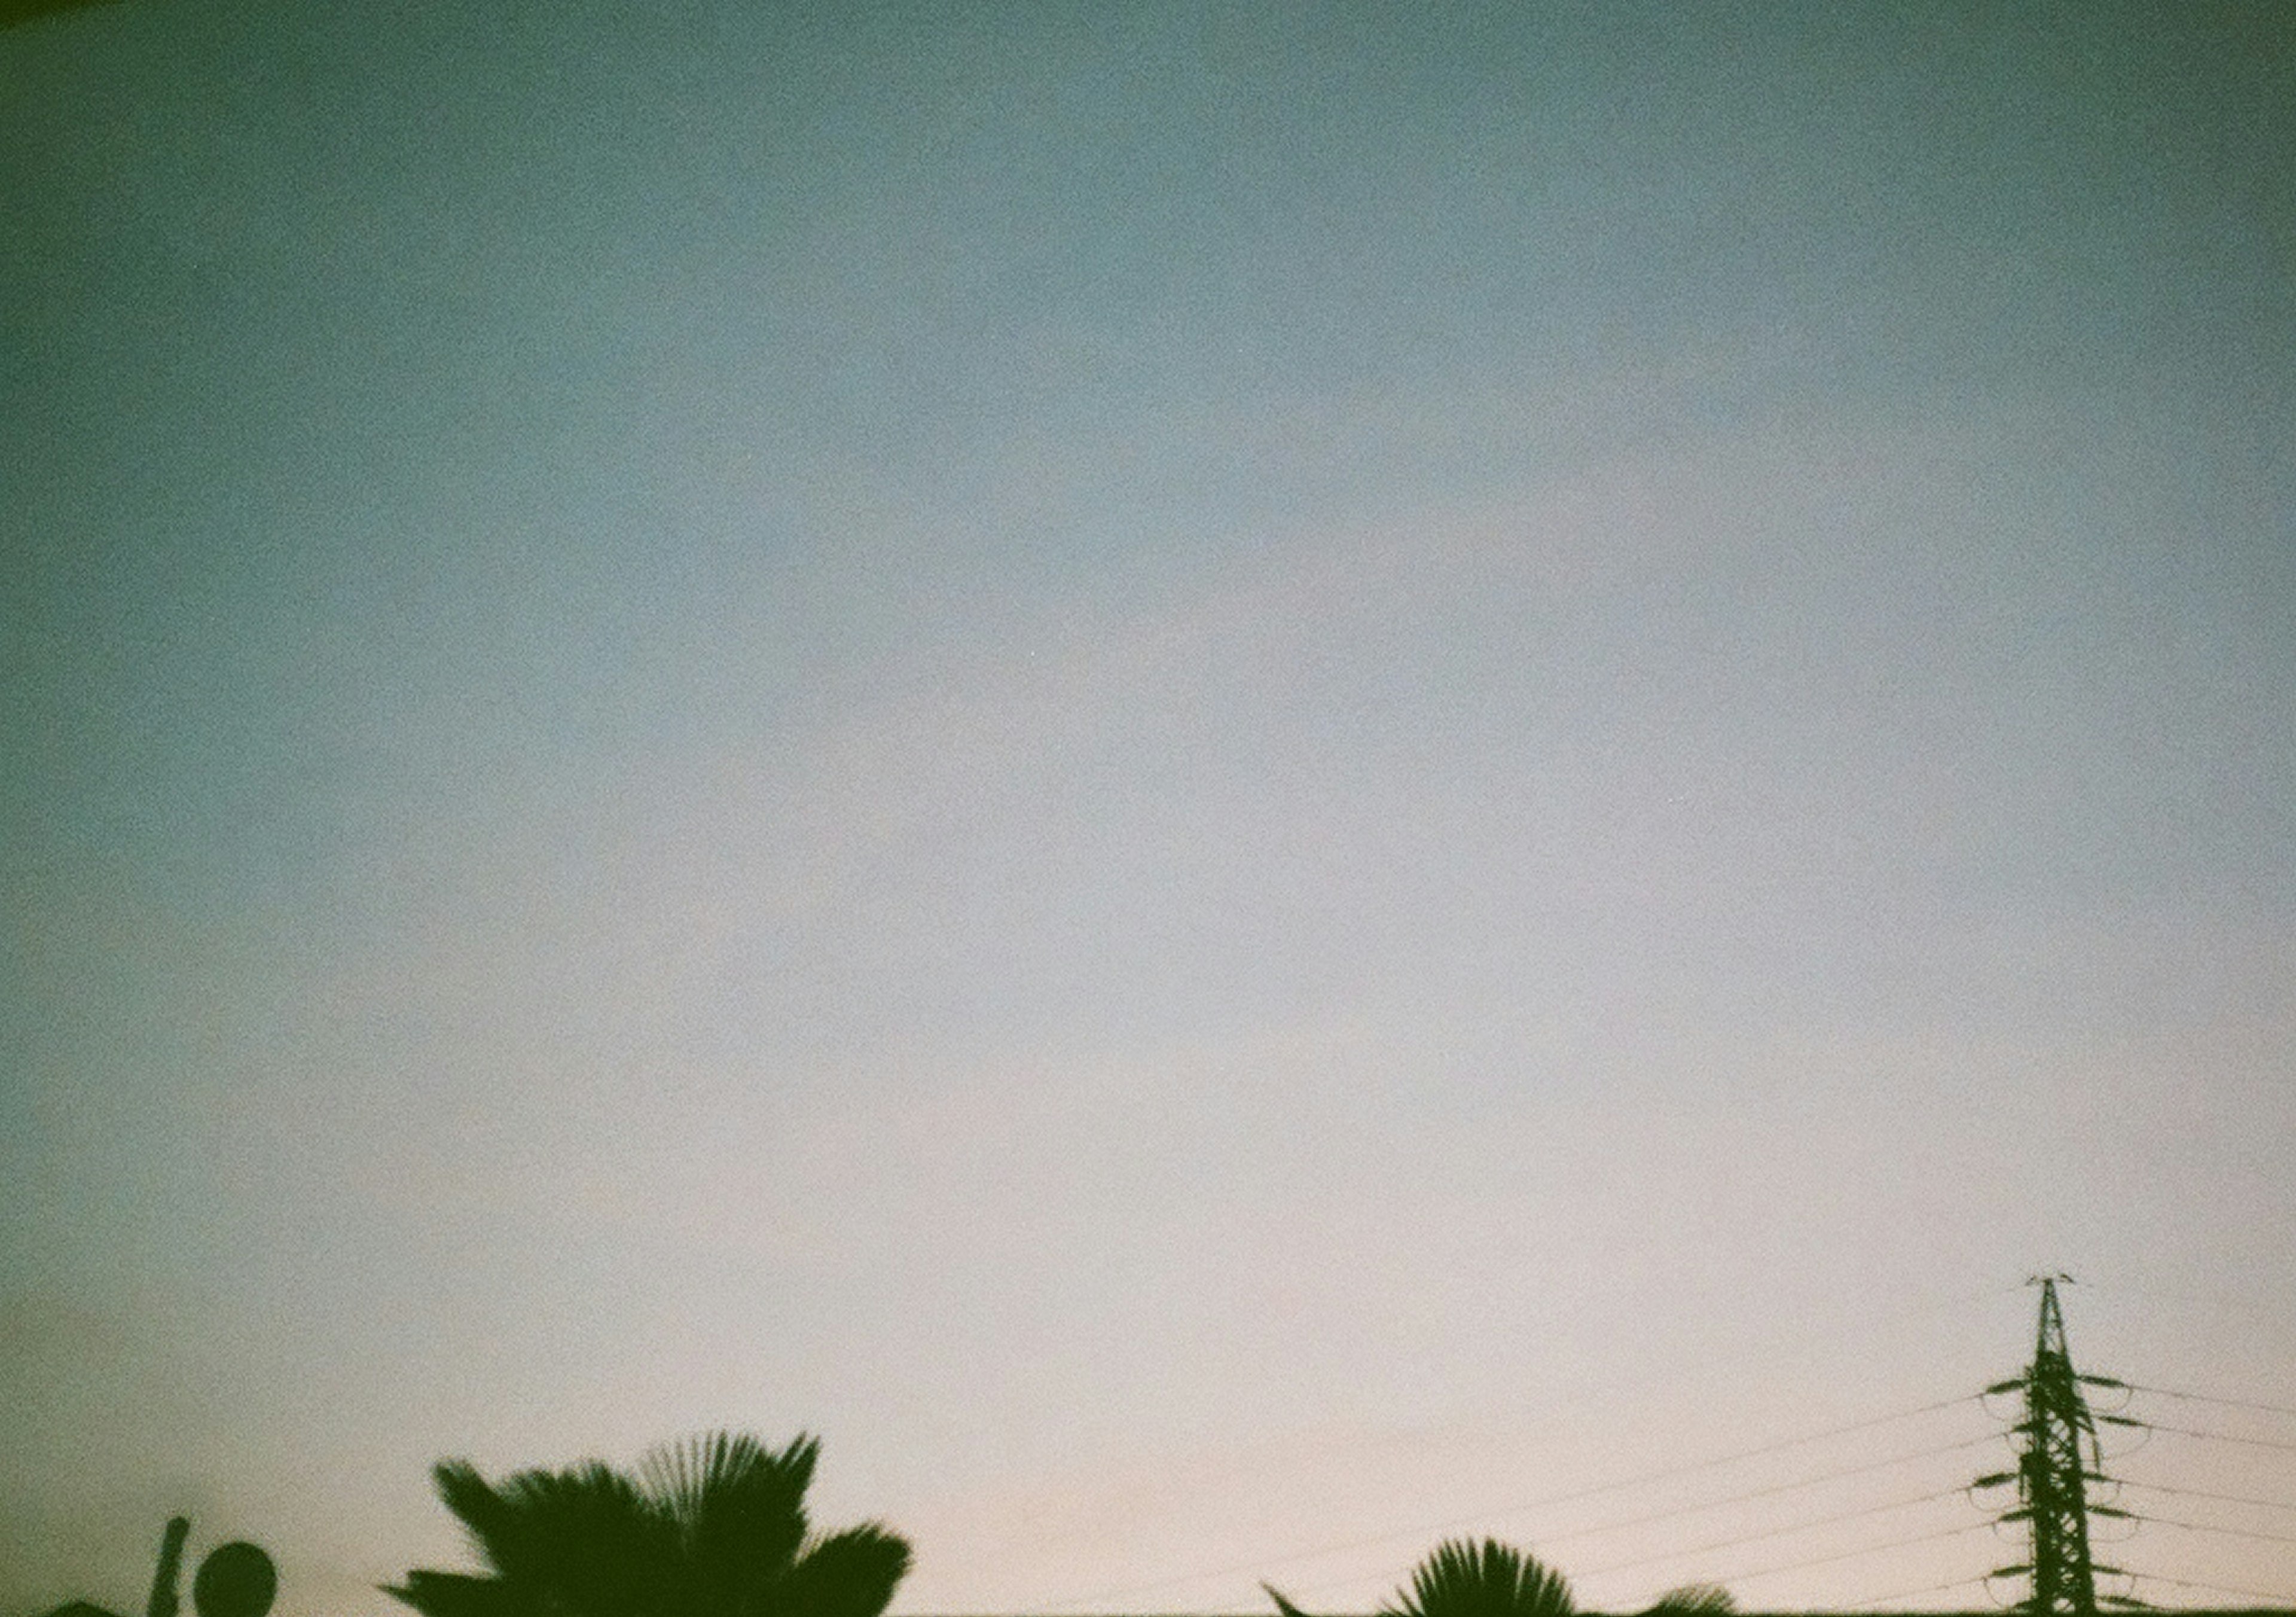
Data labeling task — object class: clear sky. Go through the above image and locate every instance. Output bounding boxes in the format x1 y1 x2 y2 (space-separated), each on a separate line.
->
5 4 2293 1615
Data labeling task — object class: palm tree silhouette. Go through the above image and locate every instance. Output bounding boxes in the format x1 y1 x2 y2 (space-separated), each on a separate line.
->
386 1430 911 1617
1266 1538 1732 1617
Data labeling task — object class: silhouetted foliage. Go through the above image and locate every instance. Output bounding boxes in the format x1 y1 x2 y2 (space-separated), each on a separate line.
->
147 1518 191 1617
1268 1538 1572 1617
1383 1540 1576 1617
39 1518 279 1617
191 1545 276 1617
1267 1540 1734 1617
386 1431 911 1617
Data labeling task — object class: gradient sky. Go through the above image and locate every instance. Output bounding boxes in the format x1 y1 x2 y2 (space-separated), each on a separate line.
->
5 4 2294 1615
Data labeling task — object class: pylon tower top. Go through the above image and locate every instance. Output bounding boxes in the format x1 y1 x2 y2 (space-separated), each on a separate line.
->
2032 1273 2075 1362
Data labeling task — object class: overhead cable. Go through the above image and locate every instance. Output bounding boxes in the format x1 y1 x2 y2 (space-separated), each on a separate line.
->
1534 1434 2000 1551
2126 1571 2294 1605
2141 1420 2296 1454
1017 1394 1980 1614
2123 1382 2296 1423
1571 1485 1973 1580
1693 1517 1998 1588
1839 1572 1993 1610
2114 1478 2296 1516
2123 1512 2296 1548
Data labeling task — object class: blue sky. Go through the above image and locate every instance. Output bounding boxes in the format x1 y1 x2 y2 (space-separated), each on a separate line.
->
5 4 2292 1614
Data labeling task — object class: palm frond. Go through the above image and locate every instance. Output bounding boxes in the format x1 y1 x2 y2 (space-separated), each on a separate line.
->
382 1571 537 1617
399 1430 900 1617
641 1432 763 1528
1641 1585 1734 1617
517 1462 680 1615
767 1524 914 1617
650 1431 818 1603
426 1457 678 1615
1379 1540 1574 1617
1264 1582 1316 1617
432 1462 528 1575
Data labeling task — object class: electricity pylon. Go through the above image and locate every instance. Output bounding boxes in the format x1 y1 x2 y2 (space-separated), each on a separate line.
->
1978 1276 2132 1617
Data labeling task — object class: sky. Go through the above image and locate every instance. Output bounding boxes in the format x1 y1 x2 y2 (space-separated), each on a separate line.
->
4 2 2294 1614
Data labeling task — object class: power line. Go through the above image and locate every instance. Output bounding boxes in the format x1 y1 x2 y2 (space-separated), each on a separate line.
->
1697 1518 1999 1588
1534 1435 2001 1552
1270 1435 1996 1605
1019 1395 1980 1614
1571 1486 1974 1581
2122 1512 2296 1548
2115 1479 2296 1517
2141 1421 2296 1455
2125 1572 2294 1605
1839 1573 1995 1610
2123 1383 2296 1423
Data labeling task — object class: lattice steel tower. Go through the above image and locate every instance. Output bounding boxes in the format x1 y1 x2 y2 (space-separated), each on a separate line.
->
1985 1276 2117 1617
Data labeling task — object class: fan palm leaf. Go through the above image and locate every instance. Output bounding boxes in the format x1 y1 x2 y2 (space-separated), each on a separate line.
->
389 1430 907 1617
1270 1539 1574 1617
1384 1540 1574 1617
642 1431 817 1610
770 1524 913 1617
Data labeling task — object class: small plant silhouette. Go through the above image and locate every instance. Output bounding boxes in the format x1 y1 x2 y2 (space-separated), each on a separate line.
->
1266 1539 1732 1617
386 1430 910 1617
